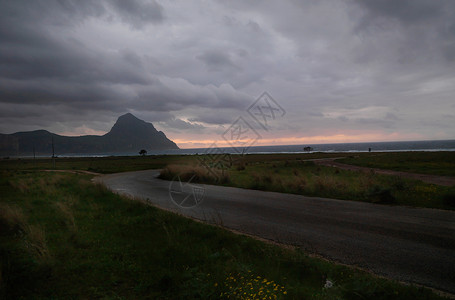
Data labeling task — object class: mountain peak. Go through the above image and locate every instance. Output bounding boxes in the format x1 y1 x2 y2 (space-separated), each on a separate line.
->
0 113 179 155
108 113 150 136
118 112 139 121
103 113 178 150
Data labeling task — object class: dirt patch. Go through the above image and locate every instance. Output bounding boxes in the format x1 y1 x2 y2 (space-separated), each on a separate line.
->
42 170 102 176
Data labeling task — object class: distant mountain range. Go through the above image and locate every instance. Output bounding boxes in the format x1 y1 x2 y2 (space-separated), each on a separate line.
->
0 113 179 156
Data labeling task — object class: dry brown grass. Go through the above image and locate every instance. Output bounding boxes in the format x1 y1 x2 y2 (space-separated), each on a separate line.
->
0 203 26 235
0 203 49 259
8 178 32 193
64 194 80 207
55 201 77 232
25 224 49 259
7 174 67 196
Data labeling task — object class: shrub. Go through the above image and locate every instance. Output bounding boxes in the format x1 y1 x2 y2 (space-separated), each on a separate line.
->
391 177 407 191
442 191 455 207
367 186 396 204
262 174 273 184
235 162 246 171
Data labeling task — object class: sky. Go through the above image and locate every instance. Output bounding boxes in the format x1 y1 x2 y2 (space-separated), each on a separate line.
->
1 0 455 149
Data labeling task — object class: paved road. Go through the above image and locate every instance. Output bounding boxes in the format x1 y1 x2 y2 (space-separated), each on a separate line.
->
95 170 455 294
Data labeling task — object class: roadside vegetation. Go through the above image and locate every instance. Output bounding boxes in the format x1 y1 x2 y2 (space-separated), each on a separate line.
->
160 158 455 210
0 170 448 299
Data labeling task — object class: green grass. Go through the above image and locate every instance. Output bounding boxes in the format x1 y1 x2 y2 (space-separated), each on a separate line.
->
0 155 192 174
0 171 448 299
338 152 455 176
0 152 355 174
160 159 455 210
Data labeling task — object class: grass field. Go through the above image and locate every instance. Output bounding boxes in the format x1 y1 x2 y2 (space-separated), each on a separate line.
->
2 151 454 176
0 155 190 174
0 170 448 299
338 151 455 176
0 153 346 174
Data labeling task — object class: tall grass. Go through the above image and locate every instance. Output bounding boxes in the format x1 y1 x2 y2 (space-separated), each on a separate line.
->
0 203 51 299
161 160 455 210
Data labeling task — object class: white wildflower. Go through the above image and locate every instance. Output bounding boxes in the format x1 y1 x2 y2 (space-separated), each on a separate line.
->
324 279 334 289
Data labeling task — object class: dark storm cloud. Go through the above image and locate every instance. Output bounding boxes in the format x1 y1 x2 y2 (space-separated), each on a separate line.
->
0 0 454 142
0 0 164 29
0 1 152 85
132 80 251 112
0 0 250 131
352 0 455 65
0 0 105 29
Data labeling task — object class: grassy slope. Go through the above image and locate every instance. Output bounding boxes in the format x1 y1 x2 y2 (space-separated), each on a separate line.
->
338 152 455 176
0 171 447 299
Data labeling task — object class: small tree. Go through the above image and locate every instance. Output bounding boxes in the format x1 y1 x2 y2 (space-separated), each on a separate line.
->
139 149 147 156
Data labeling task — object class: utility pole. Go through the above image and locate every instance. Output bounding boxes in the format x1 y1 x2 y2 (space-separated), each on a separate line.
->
33 145 36 166
52 137 55 169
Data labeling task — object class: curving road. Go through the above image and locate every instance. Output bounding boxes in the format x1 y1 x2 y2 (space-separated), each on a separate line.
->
95 170 455 294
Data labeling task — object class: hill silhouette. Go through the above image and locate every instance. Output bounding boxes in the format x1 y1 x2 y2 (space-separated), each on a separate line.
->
0 113 179 156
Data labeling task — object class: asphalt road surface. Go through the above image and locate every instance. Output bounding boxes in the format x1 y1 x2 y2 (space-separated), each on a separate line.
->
95 170 455 294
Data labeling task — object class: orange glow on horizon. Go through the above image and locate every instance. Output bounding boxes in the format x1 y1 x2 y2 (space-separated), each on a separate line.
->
173 132 424 149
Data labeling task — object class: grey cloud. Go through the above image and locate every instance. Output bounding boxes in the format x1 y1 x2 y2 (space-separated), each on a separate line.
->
109 0 165 29
0 0 163 39
132 79 251 112
159 118 205 130
352 0 455 67
188 114 234 125
0 36 150 84
385 113 399 121
196 50 241 72
337 116 349 122
353 0 447 25
0 101 116 133
0 0 106 32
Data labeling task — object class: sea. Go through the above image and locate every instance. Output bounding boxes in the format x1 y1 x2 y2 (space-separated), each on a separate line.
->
56 139 455 157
